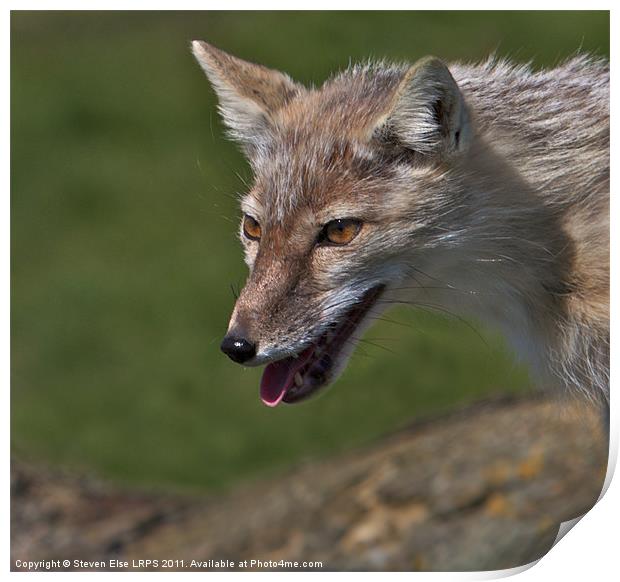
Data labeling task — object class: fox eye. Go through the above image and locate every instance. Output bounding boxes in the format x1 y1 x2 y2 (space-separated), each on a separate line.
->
320 218 362 246
242 214 261 241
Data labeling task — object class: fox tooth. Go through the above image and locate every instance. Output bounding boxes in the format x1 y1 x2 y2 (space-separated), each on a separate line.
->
294 373 303 387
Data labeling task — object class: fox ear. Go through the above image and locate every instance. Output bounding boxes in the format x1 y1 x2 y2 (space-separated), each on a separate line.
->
373 56 471 158
192 40 302 149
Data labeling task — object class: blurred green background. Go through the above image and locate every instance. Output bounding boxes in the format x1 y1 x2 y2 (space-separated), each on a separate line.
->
11 11 609 492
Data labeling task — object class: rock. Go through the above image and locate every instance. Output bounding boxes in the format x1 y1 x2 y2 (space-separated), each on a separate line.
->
11 396 607 572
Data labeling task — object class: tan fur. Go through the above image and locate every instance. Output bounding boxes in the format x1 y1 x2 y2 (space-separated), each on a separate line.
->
192 41 609 406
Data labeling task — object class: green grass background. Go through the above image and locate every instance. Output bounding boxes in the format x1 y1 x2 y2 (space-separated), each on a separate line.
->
11 11 609 492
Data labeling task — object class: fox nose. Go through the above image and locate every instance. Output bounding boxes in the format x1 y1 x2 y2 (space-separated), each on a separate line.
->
220 334 257 364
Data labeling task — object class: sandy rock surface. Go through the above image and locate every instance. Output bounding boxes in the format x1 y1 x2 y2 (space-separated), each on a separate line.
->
11 396 608 572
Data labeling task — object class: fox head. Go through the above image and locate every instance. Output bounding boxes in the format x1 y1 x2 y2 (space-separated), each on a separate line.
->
192 41 473 406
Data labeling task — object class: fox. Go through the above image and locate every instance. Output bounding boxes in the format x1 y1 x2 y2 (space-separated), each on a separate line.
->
191 41 609 415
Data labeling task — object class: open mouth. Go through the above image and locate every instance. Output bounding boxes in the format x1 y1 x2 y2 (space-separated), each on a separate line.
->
259 285 385 407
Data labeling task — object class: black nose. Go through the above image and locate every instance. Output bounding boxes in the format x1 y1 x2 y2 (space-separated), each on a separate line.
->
220 335 257 364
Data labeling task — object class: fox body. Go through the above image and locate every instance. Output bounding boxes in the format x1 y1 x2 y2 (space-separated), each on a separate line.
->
192 41 609 409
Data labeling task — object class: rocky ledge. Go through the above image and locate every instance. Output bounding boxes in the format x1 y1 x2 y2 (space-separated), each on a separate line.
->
11 396 608 572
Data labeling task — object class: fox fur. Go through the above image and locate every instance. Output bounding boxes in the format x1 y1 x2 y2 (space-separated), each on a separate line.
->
192 41 609 408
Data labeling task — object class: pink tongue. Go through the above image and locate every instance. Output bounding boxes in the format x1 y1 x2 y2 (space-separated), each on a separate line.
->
260 347 314 407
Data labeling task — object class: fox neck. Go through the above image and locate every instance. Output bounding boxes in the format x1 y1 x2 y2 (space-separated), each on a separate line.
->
399 141 572 382
402 245 556 379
